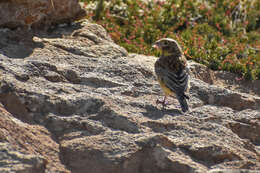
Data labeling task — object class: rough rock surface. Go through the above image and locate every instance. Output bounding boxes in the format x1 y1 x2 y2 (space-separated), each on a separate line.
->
0 103 67 172
0 19 259 173
0 0 85 29
0 142 46 173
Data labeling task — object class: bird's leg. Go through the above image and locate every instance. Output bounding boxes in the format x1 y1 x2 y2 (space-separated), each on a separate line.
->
156 96 168 108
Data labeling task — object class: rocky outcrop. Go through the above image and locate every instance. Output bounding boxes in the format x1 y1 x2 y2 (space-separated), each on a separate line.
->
0 142 46 173
0 20 259 173
0 103 68 172
0 0 85 29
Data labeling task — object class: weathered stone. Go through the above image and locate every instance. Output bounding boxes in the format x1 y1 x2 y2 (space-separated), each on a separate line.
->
0 142 46 173
190 62 260 97
0 104 68 172
0 19 259 173
190 78 260 111
60 132 207 173
208 168 260 173
189 60 215 84
0 0 86 29
228 110 260 145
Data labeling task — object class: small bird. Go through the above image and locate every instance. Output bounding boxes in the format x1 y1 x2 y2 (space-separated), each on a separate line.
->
152 38 190 112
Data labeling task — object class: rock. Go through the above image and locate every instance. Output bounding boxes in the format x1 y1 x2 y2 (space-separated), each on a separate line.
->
60 132 207 173
0 142 46 173
0 0 86 29
208 168 260 173
0 19 260 173
190 61 260 97
228 110 260 145
0 104 69 172
189 60 215 84
190 78 260 111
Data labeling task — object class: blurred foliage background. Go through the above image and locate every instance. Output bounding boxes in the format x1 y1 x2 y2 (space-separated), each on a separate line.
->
81 0 260 80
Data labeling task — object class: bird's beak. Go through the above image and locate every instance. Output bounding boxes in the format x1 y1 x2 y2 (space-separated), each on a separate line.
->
152 43 159 49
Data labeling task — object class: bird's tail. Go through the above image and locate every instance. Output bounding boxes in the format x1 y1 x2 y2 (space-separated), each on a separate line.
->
177 94 189 112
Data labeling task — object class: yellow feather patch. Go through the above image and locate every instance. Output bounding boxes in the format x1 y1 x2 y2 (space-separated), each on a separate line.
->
162 50 173 57
158 78 174 96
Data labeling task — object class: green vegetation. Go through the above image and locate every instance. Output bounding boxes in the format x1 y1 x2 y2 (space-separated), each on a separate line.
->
81 0 260 80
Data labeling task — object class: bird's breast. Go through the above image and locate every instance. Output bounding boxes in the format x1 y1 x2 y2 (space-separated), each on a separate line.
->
157 77 174 96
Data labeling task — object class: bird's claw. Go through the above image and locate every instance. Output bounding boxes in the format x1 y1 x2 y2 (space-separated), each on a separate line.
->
156 97 169 108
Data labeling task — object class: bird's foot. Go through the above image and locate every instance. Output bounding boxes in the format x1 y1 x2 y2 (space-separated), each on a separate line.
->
175 105 181 109
156 97 169 108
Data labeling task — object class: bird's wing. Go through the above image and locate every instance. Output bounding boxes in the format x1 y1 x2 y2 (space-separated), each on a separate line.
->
159 67 189 96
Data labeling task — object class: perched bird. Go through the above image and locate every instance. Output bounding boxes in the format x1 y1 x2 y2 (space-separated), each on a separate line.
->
152 38 190 112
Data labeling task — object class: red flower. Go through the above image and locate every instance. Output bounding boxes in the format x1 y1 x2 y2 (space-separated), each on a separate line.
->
225 9 231 16
216 23 220 30
124 38 132 44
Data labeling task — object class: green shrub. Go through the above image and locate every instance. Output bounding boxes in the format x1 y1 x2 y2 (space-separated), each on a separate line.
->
82 0 260 80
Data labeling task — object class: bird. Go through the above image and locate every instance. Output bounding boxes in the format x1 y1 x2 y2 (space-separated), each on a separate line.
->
152 38 190 112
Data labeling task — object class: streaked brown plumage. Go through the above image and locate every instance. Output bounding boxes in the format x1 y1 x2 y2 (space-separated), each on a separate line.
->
152 38 190 112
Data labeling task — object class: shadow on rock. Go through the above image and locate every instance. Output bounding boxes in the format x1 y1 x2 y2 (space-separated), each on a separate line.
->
141 104 183 119
0 29 44 59
0 22 85 59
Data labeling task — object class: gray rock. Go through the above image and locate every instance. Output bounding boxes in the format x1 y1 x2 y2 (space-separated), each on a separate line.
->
0 142 46 173
0 19 259 173
190 78 260 111
0 103 69 172
0 0 85 29
208 168 260 173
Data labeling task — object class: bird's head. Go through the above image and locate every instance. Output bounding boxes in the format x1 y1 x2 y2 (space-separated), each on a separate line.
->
152 38 182 57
